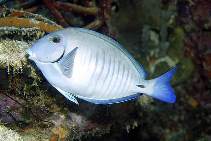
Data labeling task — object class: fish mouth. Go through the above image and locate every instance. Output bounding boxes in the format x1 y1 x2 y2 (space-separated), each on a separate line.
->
26 48 64 63
26 48 36 60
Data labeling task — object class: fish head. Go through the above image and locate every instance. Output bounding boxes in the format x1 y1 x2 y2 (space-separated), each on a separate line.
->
27 32 66 63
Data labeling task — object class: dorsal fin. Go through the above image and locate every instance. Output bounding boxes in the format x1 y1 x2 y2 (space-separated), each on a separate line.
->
59 47 78 77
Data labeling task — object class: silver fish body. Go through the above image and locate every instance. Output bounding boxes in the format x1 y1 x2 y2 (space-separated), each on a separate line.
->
27 28 176 104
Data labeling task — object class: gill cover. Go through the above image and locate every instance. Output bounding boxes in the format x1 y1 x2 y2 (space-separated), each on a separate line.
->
30 33 66 63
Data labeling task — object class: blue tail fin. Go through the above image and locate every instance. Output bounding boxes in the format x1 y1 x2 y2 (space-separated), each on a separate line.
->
139 66 177 103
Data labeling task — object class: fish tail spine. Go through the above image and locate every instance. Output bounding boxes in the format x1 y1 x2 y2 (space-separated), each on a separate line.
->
137 66 177 103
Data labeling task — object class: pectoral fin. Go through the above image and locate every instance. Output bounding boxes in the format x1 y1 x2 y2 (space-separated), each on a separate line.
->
59 47 78 77
54 86 79 105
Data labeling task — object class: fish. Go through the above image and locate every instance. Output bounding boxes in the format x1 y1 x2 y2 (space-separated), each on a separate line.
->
27 27 177 105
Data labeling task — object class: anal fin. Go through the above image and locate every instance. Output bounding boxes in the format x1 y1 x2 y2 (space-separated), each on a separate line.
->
54 86 79 105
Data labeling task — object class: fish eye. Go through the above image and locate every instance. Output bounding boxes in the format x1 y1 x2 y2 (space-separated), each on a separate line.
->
50 35 61 43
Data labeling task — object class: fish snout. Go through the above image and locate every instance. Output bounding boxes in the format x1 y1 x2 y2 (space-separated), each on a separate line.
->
26 48 36 60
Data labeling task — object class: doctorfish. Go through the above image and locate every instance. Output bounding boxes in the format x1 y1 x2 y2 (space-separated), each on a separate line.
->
27 27 177 105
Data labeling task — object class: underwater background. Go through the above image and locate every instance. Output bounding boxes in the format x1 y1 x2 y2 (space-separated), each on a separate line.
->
0 0 210 141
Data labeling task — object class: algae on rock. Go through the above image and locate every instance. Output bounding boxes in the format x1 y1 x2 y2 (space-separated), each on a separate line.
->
0 125 23 141
0 39 30 73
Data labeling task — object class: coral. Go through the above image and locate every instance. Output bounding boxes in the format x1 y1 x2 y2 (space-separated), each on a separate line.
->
0 8 63 33
8 0 113 33
0 40 30 73
0 125 22 141
0 8 61 141
0 8 58 25
0 124 50 141
0 17 62 32
55 1 99 16
42 0 69 27
0 27 44 41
